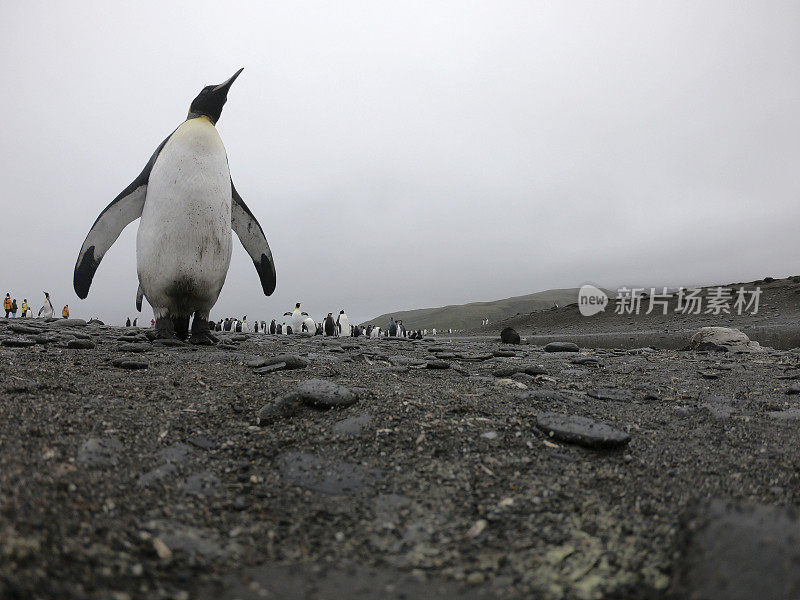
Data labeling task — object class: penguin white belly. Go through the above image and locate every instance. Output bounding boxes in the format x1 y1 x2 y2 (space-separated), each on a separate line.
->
136 118 232 318
291 310 303 333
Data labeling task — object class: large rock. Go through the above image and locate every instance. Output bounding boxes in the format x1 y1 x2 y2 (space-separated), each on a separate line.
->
689 327 763 353
294 379 357 408
500 327 521 345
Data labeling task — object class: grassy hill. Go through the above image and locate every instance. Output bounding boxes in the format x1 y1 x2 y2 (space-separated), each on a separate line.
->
362 288 585 332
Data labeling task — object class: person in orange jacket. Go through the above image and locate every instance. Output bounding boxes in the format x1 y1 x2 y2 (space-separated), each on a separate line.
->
62 305 70 319
4 293 11 318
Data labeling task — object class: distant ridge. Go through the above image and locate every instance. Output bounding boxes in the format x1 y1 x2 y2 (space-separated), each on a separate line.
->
362 288 588 332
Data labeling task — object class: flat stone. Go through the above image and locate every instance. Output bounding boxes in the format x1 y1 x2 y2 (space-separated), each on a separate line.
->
767 408 800 420
112 357 148 369
426 360 451 369
493 350 517 358
571 356 599 365
231 334 249 341
521 389 568 401
253 362 288 374
67 339 95 349
544 342 580 353
278 451 377 495
535 412 630 449
587 387 635 403
263 354 308 370
8 324 42 335
151 338 184 347
294 379 357 409
118 342 151 353
676 500 800 599
493 364 547 377
246 356 267 368
2 337 37 347
49 318 87 328
332 413 372 435
77 437 123 466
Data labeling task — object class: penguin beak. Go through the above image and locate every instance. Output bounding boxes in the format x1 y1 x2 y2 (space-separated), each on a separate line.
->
212 68 244 94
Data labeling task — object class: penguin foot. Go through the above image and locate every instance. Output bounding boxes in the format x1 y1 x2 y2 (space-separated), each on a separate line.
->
189 331 218 346
153 316 178 340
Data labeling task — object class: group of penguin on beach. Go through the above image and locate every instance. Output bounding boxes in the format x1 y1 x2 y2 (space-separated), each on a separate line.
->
205 304 429 339
70 69 434 343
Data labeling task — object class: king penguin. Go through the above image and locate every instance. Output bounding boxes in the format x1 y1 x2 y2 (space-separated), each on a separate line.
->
73 69 276 344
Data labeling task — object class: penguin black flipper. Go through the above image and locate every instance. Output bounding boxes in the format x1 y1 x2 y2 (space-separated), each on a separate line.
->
73 133 173 299
135 284 144 312
231 180 276 296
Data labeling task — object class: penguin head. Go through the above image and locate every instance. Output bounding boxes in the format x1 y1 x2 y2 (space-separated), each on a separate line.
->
188 68 243 124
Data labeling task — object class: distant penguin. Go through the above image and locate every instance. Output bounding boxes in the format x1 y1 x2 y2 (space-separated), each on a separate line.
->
388 317 397 337
125 317 131 327
365 325 373 337
352 325 361 338
269 319 276 334
337 310 350 337
276 323 282 334
73 69 276 344
432 328 437 336
285 325 293 335
371 326 380 339
235 319 242 333
289 303 308 334
38 292 54 319
315 323 323 335
241 316 249 332
223 318 232 332
133 318 138 327
324 313 337 336
302 317 315 333
253 320 259 333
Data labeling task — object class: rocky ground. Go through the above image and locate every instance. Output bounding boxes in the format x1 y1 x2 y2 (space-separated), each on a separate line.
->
2 317 800 599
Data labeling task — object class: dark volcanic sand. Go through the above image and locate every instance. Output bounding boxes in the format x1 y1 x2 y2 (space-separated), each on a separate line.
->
2 317 800 599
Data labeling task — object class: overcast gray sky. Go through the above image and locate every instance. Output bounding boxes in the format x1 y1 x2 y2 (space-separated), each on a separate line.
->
2 1 798 326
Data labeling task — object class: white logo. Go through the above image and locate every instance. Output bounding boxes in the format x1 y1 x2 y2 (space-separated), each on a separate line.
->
578 284 609 316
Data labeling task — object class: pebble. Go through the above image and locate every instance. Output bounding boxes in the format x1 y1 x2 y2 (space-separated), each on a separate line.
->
332 413 372 435
257 395 304 425
544 342 580 353
77 437 123 466
2 337 37 347
587 387 635 403
293 379 357 409
535 412 631 449
112 357 148 369
67 339 96 349
426 360 451 370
